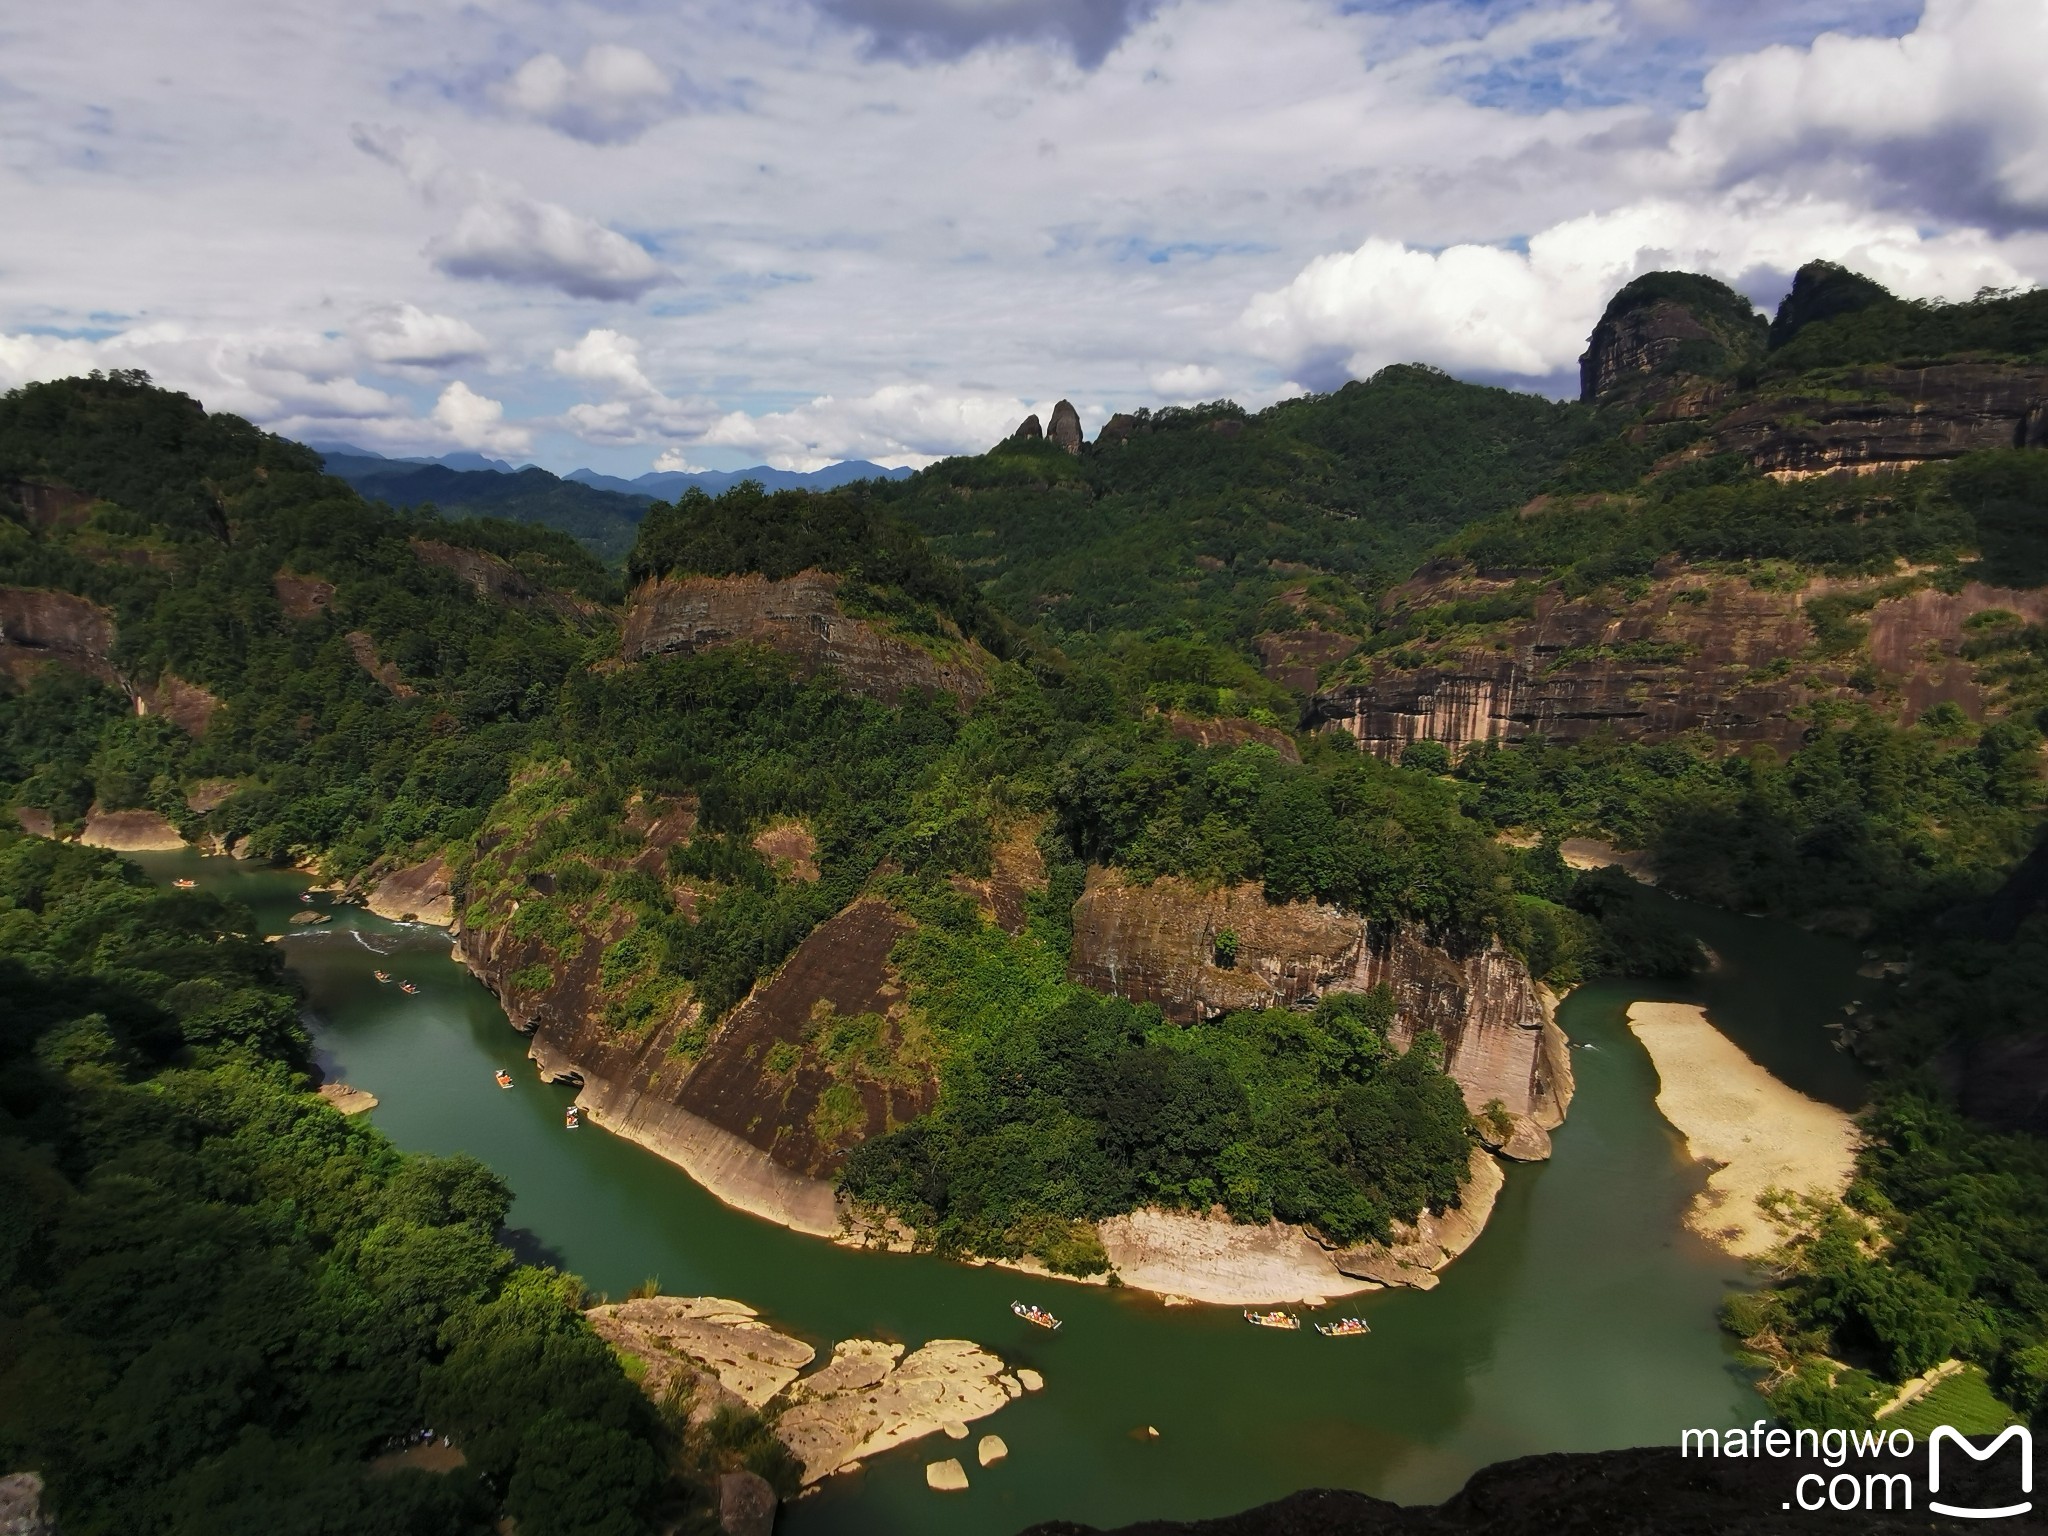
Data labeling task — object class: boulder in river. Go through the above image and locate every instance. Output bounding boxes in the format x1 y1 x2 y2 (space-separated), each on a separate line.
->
717 1470 778 1536
925 1459 969 1492
978 1434 1008 1466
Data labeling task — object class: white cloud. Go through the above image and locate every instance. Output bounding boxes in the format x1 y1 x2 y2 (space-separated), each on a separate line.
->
497 45 675 145
351 303 489 370
353 125 669 301
430 380 531 453
1149 363 1226 398
552 327 654 393
6 0 2048 476
1670 0 2048 224
700 385 1047 471
1242 198 2041 391
653 447 711 473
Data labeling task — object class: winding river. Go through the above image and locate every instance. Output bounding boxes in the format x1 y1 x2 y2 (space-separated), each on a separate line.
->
140 852 1870 1534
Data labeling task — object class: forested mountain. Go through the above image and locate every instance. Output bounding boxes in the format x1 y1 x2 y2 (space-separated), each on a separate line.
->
4 256 2048 1528
314 447 914 568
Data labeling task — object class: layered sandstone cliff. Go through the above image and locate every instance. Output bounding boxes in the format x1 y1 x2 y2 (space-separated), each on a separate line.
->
1067 869 1571 1156
1661 363 2048 477
619 570 989 705
1312 568 2048 759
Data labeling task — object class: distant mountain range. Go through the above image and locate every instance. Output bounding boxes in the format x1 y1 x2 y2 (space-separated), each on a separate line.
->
303 442 911 565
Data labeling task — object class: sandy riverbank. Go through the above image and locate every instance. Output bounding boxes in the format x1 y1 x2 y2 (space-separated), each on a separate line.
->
1626 1002 1857 1259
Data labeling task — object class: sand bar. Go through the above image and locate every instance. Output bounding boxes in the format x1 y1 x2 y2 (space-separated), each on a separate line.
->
1627 1001 1857 1259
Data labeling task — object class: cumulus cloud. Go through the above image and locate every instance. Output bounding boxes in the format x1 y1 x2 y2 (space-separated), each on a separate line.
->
816 0 1160 67
350 303 489 370
0 320 518 455
653 447 711 472
552 327 717 445
700 384 1046 470
1150 363 1226 399
353 124 669 301
552 327 655 393
496 45 675 145
1242 197 2039 392
1670 0 2048 227
430 380 531 453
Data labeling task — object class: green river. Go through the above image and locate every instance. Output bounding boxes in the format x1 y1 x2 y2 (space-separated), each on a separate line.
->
139 852 1871 1533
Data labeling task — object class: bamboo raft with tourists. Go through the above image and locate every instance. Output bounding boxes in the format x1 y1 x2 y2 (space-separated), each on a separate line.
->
1315 1318 1370 1337
1244 1310 1300 1330
1012 1301 1062 1330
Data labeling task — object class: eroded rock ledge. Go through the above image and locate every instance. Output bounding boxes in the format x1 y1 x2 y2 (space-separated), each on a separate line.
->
1067 869 1572 1157
585 1296 1022 1485
619 569 990 706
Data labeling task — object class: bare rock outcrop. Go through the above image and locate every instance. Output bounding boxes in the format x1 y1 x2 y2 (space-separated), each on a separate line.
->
1255 628 1360 698
1046 400 1084 455
1011 413 1044 441
1067 870 1570 1146
1578 272 1765 405
346 631 416 698
1160 712 1301 763
1097 1208 1369 1306
408 538 601 626
775 1338 1016 1484
0 1471 55 1536
620 570 989 706
273 570 335 620
718 1470 778 1536
585 1297 816 1413
949 821 1049 935
13 808 55 839
589 1299 1019 1487
456 790 926 1229
0 586 121 687
79 806 185 851
1313 567 2048 760
138 671 221 736
366 855 455 926
5 478 95 530
1701 362 2048 477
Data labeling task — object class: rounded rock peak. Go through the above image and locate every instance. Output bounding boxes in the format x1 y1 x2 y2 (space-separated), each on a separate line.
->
1011 412 1043 441
1047 399 1084 455
1577 270 1766 405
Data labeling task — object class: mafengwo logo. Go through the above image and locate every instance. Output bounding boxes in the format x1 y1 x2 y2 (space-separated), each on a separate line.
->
1929 1426 2032 1519
1681 1422 2033 1516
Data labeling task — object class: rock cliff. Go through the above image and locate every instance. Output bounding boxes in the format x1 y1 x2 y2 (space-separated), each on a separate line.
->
1578 272 1766 405
1046 400 1085 455
0 585 121 688
1066 869 1571 1153
1312 568 2048 759
619 570 990 706
408 537 602 626
1676 362 2048 477
454 786 936 1232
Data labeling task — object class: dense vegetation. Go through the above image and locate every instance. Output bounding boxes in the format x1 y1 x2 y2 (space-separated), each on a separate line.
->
0 373 604 872
7 235 2048 1513
0 832 687 1534
876 366 1601 643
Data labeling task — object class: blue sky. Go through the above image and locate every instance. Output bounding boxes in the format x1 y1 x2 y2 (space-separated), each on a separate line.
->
2 0 2043 472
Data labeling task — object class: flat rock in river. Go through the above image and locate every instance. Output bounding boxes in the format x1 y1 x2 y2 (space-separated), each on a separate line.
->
776 1338 1015 1484
585 1296 816 1410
